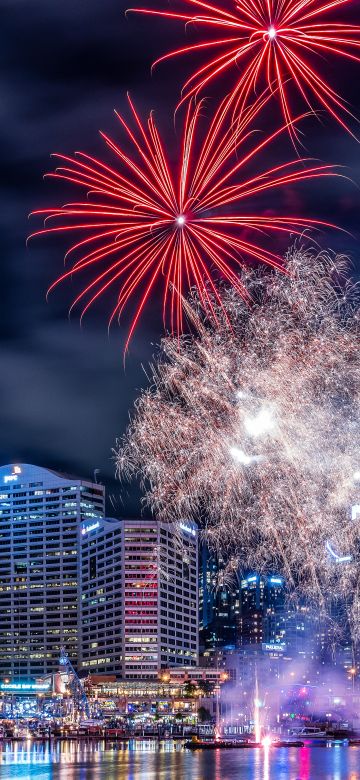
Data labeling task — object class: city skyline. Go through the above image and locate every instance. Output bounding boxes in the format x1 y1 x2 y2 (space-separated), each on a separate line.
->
2 0 360 772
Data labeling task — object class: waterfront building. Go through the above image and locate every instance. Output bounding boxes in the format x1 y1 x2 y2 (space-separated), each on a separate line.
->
283 604 318 663
238 574 285 648
80 518 199 679
80 517 123 676
0 463 104 680
199 546 240 660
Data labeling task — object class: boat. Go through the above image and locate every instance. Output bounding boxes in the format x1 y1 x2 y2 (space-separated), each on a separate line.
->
184 738 304 750
291 727 328 740
184 739 261 750
272 740 304 747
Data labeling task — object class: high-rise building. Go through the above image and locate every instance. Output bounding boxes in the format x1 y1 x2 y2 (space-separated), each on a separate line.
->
199 546 240 660
80 518 199 680
263 576 286 646
0 464 104 680
80 517 123 676
238 574 285 647
283 604 319 663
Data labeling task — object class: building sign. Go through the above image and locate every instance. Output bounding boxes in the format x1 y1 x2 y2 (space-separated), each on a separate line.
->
0 682 51 692
180 523 196 537
3 466 22 484
81 521 100 535
262 642 286 653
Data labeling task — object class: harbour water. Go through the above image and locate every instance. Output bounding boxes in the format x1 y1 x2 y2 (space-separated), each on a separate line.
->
0 741 359 780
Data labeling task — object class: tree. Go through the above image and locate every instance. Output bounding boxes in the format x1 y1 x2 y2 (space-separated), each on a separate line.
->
183 682 197 698
197 680 213 696
197 706 212 723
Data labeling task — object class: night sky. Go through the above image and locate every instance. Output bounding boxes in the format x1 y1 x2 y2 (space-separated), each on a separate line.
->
1 0 360 516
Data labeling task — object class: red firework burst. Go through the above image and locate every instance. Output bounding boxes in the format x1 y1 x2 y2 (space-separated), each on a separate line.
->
131 0 360 142
30 93 337 350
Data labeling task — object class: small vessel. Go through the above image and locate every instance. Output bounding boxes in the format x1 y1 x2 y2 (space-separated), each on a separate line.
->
184 737 304 750
272 740 304 747
291 727 328 739
184 738 261 750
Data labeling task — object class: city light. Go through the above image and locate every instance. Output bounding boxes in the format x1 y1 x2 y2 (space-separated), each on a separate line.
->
179 522 196 537
0 683 51 692
81 521 100 535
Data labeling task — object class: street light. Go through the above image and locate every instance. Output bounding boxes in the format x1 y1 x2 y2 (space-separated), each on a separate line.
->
349 667 357 692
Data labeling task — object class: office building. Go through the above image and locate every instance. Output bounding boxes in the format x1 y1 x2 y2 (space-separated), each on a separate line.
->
199 546 240 659
80 518 199 679
80 517 123 676
238 574 285 648
0 463 104 680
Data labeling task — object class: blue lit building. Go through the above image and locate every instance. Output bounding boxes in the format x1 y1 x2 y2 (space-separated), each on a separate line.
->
199 546 240 660
0 464 105 680
238 574 285 648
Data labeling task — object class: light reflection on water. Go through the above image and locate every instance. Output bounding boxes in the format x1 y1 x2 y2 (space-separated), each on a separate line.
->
0 741 359 780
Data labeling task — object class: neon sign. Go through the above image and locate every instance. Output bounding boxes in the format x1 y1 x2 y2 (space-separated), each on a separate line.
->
180 523 196 537
262 642 286 653
0 682 50 692
81 521 100 535
3 465 22 484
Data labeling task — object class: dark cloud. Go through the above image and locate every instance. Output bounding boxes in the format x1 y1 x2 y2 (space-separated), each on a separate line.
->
1 0 359 514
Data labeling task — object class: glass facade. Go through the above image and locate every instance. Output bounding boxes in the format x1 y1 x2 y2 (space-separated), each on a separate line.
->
80 519 199 679
0 464 104 679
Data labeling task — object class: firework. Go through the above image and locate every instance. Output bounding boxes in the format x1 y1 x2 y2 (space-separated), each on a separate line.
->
30 93 337 349
131 0 360 142
117 247 360 639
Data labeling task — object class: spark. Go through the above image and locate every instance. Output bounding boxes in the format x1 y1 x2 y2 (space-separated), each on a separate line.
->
352 505 360 521
131 0 360 142
29 93 337 349
244 407 276 437
326 542 353 564
230 447 262 466
117 247 360 641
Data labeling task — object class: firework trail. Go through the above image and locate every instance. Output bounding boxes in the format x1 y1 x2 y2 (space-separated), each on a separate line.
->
131 0 360 143
117 247 360 640
30 93 337 349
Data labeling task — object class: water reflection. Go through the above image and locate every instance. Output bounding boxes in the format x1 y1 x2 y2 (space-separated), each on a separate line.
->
0 741 359 779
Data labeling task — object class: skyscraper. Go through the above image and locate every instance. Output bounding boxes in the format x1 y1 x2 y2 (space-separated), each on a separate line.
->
238 574 285 647
80 518 199 679
80 517 123 676
0 464 104 680
199 546 240 660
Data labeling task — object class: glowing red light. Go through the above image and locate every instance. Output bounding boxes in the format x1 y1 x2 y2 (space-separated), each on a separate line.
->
131 0 360 142
30 93 337 349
